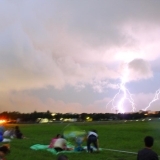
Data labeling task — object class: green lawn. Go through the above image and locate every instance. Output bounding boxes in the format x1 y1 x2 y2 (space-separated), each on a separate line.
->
1 120 160 160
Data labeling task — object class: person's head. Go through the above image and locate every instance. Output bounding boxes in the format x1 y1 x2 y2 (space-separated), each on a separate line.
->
56 134 61 138
0 145 10 158
144 136 154 148
57 154 68 160
92 129 97 133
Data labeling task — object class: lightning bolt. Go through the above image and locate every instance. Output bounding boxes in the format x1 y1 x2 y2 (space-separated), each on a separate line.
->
106 63 160 113
143 89 160 111
106 64 136 113
106 82 136 113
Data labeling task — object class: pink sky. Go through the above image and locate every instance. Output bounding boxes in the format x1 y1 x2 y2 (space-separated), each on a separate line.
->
0 1 160 113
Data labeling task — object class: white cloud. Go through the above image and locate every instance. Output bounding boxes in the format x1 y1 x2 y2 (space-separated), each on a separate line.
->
0 1 160 112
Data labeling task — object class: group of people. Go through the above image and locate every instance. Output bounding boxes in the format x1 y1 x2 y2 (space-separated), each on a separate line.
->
54 135 159 160
49 134 72 152
0 125 26 160
0 125 25 142
0 124 159 160
50 131 159 160
48 129 99 153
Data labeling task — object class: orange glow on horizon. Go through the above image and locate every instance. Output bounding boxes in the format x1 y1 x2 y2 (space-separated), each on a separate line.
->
0 119 6 124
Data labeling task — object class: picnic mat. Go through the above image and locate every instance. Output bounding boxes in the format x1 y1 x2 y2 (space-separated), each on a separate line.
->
30 144 77 155
30 142 100 155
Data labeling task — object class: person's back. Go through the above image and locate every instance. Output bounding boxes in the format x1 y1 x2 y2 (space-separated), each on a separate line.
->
3 130 12 138
87 129 99 153
49 134 61 148
137 136 159 160
137 148 158 160
54 138 67 151
15 126 23 139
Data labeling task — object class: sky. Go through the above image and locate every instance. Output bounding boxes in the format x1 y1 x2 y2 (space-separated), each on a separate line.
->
0 0 160 114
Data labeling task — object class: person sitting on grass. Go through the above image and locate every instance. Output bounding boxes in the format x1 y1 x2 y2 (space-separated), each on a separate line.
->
74 136 85 151
87 129 99 153
14 126 26 139
49 134 61 148
0 126 5 142
0 132 3 142
0 145 10 160
0 126 5 135
53 135 73 152
3 127 15 139
0 132 11 143
137 136 159 160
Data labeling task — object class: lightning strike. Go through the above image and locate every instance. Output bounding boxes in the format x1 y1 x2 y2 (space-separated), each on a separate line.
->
106 82 136 113
106 64 136 113
143 89 160 111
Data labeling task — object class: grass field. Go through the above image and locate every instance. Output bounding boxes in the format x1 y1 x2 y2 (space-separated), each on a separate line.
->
1 120 160 160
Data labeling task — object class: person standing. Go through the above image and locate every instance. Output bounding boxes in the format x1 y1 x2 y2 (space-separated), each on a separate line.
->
137 136 159 160
87 130 99 153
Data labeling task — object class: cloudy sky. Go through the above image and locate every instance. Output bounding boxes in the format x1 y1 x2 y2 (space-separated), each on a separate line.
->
0 0 160 113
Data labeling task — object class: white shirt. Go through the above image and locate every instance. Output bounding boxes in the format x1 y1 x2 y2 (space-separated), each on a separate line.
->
3 130 11 137
53 138 67 149
87 131 98 138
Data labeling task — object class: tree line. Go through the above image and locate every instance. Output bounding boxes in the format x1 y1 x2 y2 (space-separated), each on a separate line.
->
0 110 160 123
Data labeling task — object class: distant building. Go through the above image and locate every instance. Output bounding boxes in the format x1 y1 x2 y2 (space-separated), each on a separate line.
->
139 110 159 115
63 118 77 122
147 110 159 114
36 118 49 123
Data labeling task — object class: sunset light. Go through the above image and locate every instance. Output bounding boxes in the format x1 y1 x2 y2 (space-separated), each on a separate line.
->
0 119 6 124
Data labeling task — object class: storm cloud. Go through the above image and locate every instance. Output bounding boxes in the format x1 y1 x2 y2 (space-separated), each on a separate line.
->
0 0 160 113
